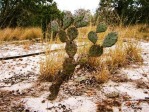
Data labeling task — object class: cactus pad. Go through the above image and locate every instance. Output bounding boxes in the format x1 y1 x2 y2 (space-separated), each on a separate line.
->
88 31 98 44
89 45 103 57
50 21 59 32
74 14 84 23
102 32 118 47
96 23 107 33
65 41 77 57
63 12 73 30
74 21 88 28
63 57 76 75
58 30 68 43
67 27 78 41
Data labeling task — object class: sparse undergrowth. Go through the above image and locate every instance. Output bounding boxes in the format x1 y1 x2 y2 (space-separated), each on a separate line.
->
37 22 144 102
39 31 143 85
78 39 143 83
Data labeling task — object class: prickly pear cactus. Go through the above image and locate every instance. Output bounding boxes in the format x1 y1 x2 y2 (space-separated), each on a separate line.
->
49 10 90 101
88 23 118 58
102 32 118 47
74 12 85 23
65 41 77 58
67 27 78 41
88 31 98 44
73 9 86 23
63 11 73 30
58 30 68 42
89 45 103 57
96 23 107 33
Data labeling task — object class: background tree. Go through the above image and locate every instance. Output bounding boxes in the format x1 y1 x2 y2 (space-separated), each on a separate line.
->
136 0 149 23
0 0 62 38
96 0 149 25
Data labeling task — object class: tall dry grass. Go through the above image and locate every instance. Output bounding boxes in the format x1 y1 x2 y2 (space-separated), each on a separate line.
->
39 52 65 82
39 39 66 82
0 27 42 41
94 65 110 83
111 24 149 41
107 40 142 71
90 40 142 82
76 24 149 43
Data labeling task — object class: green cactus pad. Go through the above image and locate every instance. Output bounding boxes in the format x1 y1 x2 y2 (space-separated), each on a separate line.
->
51 21 59 32
89 45 103 57
63 12 73 30
88 31 98 44
74 15 84 23
73 10 85 23
74 21 88 28
67 27 78 41
65 41 77 57
63 57 76 75
58 30 68 43
102 32 118 47
96 23 107 33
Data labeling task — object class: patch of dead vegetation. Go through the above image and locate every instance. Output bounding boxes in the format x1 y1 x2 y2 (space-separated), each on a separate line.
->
0 90 25 112
135 79 149 89
96 92 131 112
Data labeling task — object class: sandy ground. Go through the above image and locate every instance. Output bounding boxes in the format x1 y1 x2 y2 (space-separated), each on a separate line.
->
0 41 149 112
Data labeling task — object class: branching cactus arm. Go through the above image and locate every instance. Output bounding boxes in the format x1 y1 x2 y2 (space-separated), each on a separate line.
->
88 23 118 57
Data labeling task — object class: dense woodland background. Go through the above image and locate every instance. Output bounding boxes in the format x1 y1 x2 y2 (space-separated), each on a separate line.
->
0 0 148 33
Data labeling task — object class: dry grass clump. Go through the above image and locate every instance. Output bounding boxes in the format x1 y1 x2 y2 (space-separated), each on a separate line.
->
125 42 143 63
0 27 42 41
39 51 65 82
138 24 149 33
83 39 142 83
106 42 127 73
105 39 142 73
94 65 110 84
88 57 103 68
112 24 149 41
78 26 91 38
20 27 42 40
